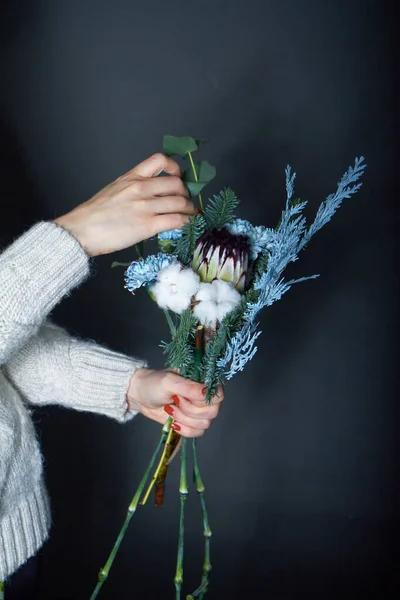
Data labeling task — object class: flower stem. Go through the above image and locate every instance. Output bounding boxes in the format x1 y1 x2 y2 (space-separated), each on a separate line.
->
140 422 175 506
186 438 212 600
187 152 204 212
0 581 4 600
174 437 188 599
163 309 176 336
88 421 171 600
186 326 212 599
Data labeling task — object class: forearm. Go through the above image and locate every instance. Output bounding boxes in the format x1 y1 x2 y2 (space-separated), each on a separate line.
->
4 321 147 422
0 222 90 365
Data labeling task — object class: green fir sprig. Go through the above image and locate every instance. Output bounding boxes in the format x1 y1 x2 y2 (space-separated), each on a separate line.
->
175 215 206 266
203 188 239 231
160 309 198 379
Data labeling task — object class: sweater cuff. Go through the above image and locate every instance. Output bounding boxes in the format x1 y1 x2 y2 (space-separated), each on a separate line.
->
0 222 90 324
0 481 51 581
69 341 147 422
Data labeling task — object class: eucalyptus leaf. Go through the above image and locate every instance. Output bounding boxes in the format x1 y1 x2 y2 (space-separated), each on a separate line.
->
163 135 199 157
182 160 216 196
111 261 132 268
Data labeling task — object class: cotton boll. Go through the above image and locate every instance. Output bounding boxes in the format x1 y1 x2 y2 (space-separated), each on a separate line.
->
176 269 200 297
157 262 182 284
166 292 192 314
194 279 241 327
195 282 216 303
194 300 219 328
151 281 171 309
151 279 192 314
211 280 241 305
217 300 240 322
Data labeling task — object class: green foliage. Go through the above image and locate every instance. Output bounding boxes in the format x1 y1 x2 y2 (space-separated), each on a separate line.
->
199 284 262 402
203 188 239 230
163 135 205 157
201 323 230 403
160 310 198 379
111 261 132 268
175 214 206 266
182 161 217 197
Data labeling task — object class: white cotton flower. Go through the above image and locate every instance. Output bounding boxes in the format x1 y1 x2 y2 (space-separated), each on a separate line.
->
194 279 241 328
151 263 200 314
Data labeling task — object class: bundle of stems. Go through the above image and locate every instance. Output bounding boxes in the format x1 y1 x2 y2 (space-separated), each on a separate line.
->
89 417 173 600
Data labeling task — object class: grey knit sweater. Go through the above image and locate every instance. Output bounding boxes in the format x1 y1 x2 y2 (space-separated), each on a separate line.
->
0 222 146 581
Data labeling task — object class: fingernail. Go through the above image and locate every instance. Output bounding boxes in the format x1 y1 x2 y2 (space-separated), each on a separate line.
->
172 395 180 407
201 387 208 395
196 208 204 215
164 405 175 417
171 423 181 432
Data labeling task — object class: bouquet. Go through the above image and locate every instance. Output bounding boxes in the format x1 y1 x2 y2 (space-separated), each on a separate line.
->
89 136 366 600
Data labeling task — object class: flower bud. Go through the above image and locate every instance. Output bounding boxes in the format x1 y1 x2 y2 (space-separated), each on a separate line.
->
192 228 250 292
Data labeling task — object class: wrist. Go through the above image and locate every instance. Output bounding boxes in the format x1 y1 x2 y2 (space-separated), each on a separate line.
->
127 367 150 413
53 214 94 257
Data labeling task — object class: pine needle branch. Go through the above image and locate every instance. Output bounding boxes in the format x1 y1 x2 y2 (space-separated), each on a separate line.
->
203 188 239 230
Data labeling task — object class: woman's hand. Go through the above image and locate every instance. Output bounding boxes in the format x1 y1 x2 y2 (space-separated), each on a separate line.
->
54 154 196 257
127 368 224 438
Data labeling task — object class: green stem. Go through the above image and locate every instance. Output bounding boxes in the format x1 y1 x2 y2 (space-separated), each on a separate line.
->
186 439 212 600
89 423 170 600
0 581 4 600
186 327 212 600
140 422 175 506
174 437 188 600
163 309 176 336
187 152 204 212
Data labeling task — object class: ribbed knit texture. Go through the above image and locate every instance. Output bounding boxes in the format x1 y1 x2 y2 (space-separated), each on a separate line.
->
0 223 146 581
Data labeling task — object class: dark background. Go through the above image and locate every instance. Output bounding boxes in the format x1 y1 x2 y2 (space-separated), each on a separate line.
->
0 0 397 598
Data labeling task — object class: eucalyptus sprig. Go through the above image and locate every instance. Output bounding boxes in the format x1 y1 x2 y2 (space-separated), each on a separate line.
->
163 135 216 212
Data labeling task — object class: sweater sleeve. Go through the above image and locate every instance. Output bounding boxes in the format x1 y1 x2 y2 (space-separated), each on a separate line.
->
3 321 146 422
0 221 90 366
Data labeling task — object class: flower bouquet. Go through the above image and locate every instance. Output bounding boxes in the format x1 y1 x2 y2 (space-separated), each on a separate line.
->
89 136 366 599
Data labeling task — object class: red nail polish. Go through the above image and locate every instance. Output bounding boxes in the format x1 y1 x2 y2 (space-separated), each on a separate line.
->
171 423 181 432
201 387 207 395
172 395 180 406
164 405 175 416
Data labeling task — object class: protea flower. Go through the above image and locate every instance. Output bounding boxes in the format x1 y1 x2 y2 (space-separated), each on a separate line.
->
192 227 250 292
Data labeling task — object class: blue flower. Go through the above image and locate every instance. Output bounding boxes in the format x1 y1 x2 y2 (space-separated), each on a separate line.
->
158 228 183 241
124 253 177 292
227 218 254 238
227 219 273 260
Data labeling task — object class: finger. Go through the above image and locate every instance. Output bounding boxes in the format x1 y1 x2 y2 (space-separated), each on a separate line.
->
164 404 212 431
134 176 189 199
170 424 205 439
164 373 206 407
172 396 220 420
146 196 197 216
132 153 181 178
149 213 191 237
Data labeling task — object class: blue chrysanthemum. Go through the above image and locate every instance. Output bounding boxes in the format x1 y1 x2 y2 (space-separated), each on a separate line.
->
158 228 183 242
124 253 177 292
227 219 273 260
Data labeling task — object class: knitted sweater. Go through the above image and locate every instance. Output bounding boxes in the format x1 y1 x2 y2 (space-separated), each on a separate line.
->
0 222 146 581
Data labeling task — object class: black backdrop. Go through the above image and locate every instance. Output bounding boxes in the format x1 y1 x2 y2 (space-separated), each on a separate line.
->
0 1 396 598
